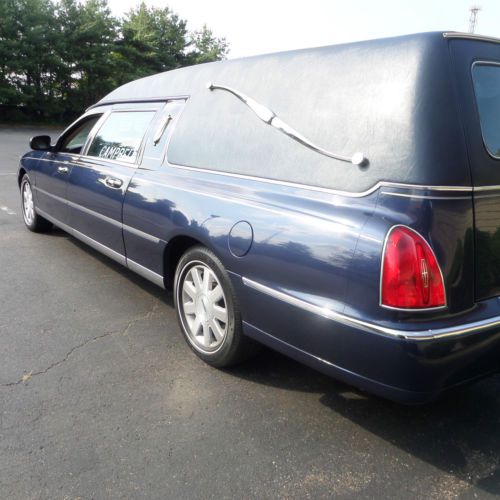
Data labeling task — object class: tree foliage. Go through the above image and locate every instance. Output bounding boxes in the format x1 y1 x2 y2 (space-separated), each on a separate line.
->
0 0 229 122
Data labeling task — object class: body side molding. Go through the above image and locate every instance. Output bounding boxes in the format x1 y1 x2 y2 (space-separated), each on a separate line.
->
35 207 165 288
242 277 500 341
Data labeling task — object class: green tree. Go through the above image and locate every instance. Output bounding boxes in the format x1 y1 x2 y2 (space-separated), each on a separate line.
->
68 0 117 108
187 25 228 65
2 0 60 116
0 0 230 122
53 0 85 115
0 0 21 104
115 2 189 84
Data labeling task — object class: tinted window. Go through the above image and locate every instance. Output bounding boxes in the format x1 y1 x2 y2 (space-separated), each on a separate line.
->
87 111 155 163
472 64 500 157
59 115 102 154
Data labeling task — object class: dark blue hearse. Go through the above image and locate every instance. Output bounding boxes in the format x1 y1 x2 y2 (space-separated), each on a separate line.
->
18 32 500 402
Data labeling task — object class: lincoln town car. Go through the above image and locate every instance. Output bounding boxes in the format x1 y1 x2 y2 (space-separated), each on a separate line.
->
18 32 500 402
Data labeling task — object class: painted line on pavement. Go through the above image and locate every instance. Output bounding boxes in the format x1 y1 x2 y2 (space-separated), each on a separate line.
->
0 206 16 215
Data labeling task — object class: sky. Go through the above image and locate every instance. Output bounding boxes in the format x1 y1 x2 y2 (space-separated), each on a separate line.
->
107 0 500 59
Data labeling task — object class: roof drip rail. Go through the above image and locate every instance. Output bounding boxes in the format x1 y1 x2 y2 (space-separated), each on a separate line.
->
443 32 500 43
206 82 367 166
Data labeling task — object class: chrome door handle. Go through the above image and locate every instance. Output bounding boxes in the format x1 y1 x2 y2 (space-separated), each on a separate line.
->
105 177 123 189
57 166 69 174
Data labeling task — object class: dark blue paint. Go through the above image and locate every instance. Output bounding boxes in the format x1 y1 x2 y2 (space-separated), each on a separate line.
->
228 221 253 257
68 158 134 255
20 144 500 403
18 32 500 403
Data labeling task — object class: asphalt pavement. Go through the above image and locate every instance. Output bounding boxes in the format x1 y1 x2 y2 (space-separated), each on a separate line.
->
1 125 500 499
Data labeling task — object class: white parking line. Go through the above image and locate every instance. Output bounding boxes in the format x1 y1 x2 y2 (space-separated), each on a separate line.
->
0 206 16 215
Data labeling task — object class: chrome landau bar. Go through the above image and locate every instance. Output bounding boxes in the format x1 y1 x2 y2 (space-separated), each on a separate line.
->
206 82 367 166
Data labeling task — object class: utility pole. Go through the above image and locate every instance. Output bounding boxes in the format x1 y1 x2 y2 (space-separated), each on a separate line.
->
469 5 481 33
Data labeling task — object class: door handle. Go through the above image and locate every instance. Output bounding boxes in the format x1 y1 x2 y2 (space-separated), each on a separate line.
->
57 166 69 174
105 177 123 189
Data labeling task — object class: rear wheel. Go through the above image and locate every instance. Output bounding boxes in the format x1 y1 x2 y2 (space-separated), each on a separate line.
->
20 175 52 232
174 246 259 367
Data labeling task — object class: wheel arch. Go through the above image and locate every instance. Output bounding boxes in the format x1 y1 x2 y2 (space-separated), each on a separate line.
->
163 234 212 290
18 167 27 188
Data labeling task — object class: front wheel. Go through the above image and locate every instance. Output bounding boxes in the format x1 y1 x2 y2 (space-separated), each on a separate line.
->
20 175 52 232
174 246 259 367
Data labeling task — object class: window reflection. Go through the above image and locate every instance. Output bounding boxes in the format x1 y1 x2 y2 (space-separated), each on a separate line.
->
87 111 155 163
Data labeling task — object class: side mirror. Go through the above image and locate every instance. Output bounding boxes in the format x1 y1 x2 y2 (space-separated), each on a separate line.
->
30 135 52 151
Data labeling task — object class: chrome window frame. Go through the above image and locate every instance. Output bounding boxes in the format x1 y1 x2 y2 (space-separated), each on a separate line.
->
52 109 107 163
81 107 160 169
138 97 188 169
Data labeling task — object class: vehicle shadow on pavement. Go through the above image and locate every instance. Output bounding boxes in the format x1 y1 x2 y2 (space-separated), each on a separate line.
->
65 234 175 305
49 227 73 237
230 347 500 496
62 231 500 496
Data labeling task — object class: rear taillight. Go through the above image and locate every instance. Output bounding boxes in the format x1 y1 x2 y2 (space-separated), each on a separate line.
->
381 226 446 309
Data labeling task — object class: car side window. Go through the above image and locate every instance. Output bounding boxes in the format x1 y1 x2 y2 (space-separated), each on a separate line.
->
86 111 155 164
142 100 186 163
59 115 102 154
472 63 500 158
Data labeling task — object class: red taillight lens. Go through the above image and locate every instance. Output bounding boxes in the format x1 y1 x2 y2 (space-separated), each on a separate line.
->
381 226 445 309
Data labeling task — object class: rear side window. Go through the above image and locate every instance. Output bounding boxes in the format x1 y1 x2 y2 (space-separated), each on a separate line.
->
472 63 500 158
87 111 155 164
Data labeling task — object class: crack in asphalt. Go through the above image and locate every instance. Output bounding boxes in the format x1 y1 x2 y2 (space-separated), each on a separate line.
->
0 331 115 388
0 296 161 388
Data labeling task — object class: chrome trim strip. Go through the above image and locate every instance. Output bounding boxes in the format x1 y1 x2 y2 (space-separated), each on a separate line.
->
33 186 161 242
86 95 190 111
52 109 107 154
443 32 500 44
123 224 162 244
35 208 165 288
33 185 66 204
207 81 366 166
67 198 122 228
132 175 358 223
35 207 126 266
168 162 473 198
473 185 500 192
80 111 110 156
33 185 122 228
27 155 475 198
242 277 500 341
381 191 471 201
127 259 165 288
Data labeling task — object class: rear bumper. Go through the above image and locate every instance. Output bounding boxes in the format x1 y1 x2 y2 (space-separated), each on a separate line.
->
243 321 500 404
239 278 500 404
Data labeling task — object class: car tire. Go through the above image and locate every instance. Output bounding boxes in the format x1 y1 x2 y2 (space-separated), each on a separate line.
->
20 174 52 233
174 245 259 367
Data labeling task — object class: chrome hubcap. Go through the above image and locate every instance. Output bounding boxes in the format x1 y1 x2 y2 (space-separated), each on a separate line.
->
22 181 35 225
180 263 228 352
